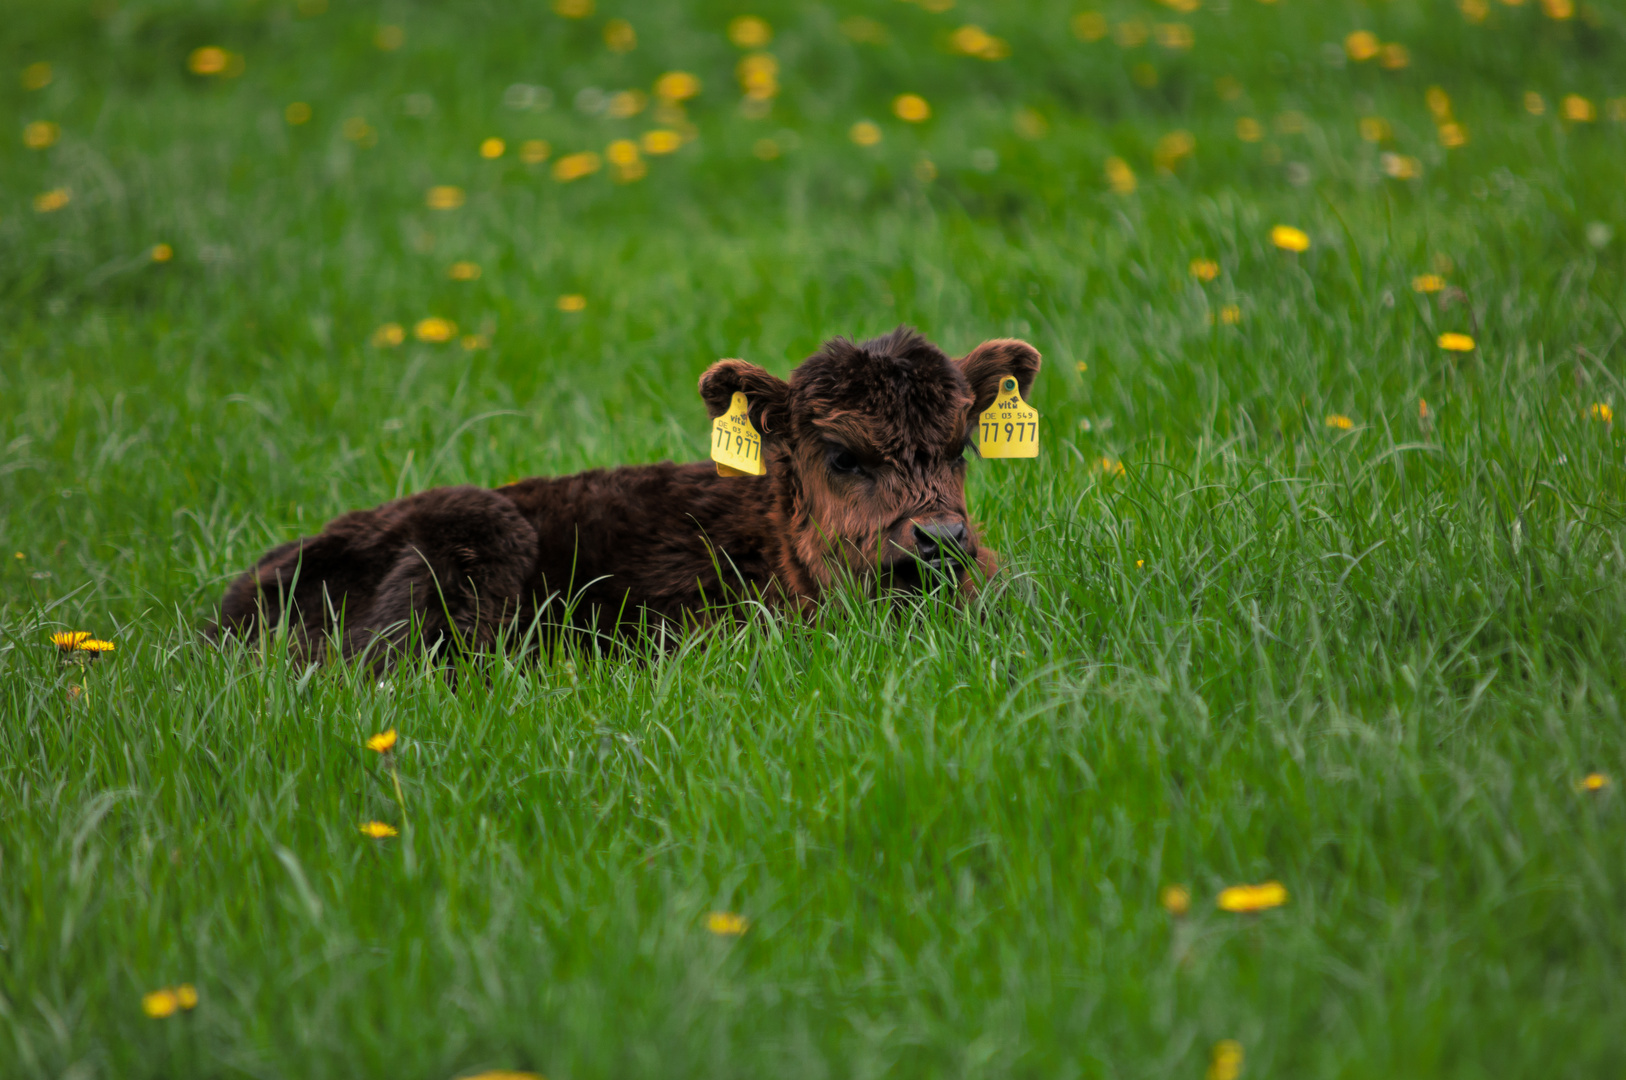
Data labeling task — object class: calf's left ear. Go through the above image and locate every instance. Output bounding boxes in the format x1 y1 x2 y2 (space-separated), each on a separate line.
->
699 359 791 435
958 339 1042 415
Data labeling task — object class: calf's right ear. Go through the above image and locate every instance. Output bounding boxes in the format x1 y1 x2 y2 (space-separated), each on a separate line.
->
958 339 1042 415
699 360 791 435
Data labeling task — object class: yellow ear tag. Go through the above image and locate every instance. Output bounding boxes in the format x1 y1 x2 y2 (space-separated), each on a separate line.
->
711 391 766 476
977 377 1039 459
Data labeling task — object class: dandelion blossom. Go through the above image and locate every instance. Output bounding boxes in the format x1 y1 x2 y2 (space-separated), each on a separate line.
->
425 185 466 209
414 317 456 343
359 821 399 838
849 121 882 146
641 129 683 155
1160 885 1191 915
372 323 405 347
448 261 481 281
1217 880 1288 912
1589 403 1613 423
1325 414 1353 430
480 137 506 158
142 989 180 1018
727 16 772 48
519 139 551 164
706 911 749 935
51 632 93 649
1189 259 1220 281
892 94 931 122
1208 1040 1244 1080
174 984 198 1010
1271 225 1310 252
34 188 70 213
1344 30 1380 62
188 47 229 75
23 121 60 149
1437 332 1475 352
1562 95 1595 122
366 729 398 753
1412 274 1446 293
552 152 602 181
557 294 587 312
1104 157 1136 194
654 71 700 102
603 18 636 52
1577 772 1610 791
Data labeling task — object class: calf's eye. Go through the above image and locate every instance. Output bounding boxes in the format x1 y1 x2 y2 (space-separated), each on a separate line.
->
827 446 864 475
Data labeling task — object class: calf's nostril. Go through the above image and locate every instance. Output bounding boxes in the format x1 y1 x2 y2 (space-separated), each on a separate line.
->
912 521 970 564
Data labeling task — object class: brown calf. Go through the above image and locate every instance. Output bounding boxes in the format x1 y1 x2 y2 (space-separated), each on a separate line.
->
215 327 1040 661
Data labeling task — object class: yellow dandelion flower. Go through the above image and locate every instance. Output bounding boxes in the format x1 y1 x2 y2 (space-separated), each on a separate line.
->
188 47 229 75
175 984 198 1010
1190 259 1220 281
1589 403 1613 423
1072 12 1109 41
557 294 587 312
1154 23 1194 49
1235 117 1264 142
849 121 882 146
1437 122 1468 148
1075 361 1088 373
1325 414 1353 430
728 16 772 48
1419 398 1431 420
1344 30 1380 62
1412 274 1446 293
552 151 601 181
448 261 481 281
603 18 636 52
893 94 931 123
1216 880 1288 912
1270 225 1310 252
366 728 398 753
599 91 643 120
1426 86 1453 121
51 632 92 649
1219 305 1241 325
1153 130 1195 172
1379 43 1409 69
142 988 180 1018
1561 95 1595 122
13 551 24 559
1524 92 1546 116
606 139 640 167
706 911 749 936
414 317 456 343
374 24 405 50
285 101 312 125
1098 456 1126 477
1358 116 1390 142
1160 884 1191 915
1208 1040 1244 1080
1459 0 1489 22
1136 558 1145 568
654 71 700 102
1437 332 1475 352
34 188 71 213
23 121 60 149
519 139 551 164
480 137 506 159
1381 152 1421 179
1540 0 1573 18
426 185 465 210
67 684 84 701
21 62 53 91
553 0 592 14
359 821 399 838
1577 772 1610 791
79 639 115 653
641 129 683 155
1104 156 1136 194
372 323 405 347
341 117 374 144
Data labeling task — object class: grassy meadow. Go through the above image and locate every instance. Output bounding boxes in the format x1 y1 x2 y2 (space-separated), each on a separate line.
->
4 0 1626 1076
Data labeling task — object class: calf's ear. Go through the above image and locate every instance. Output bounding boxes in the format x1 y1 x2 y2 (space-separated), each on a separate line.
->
699 359 791 435
957 339 1042 415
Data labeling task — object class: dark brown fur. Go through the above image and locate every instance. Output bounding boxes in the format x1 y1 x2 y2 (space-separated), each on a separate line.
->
215 328 1040 663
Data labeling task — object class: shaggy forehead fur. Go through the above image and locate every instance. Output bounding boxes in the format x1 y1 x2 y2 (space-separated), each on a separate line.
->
789 328 973 457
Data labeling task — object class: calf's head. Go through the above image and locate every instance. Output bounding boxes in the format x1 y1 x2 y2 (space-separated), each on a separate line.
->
700 327 1041 593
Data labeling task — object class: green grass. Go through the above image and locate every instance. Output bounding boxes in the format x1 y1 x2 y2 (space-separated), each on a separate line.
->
4 0 1626 1076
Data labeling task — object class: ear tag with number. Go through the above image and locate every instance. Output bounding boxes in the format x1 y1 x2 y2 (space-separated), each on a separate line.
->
711 392 766 476
977 377 1040 459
